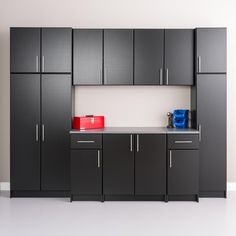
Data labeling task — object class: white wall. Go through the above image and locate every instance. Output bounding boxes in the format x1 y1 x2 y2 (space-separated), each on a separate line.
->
0 0 235 182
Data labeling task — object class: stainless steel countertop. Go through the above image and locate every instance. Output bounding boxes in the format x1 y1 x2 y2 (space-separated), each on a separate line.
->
70 127 199 134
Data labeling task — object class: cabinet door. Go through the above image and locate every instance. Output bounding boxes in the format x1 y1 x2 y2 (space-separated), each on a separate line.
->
42 28 72 73
197 74 226 193
10 28 40 73
135 134 166 195
134 30 164 85
168 150 199 195
41 75 71 190
73 29 103 85
71 150 102 195
10 74 40 190
103 134 134 195
165 29 194 85
104 30 133 85
196 28 226 73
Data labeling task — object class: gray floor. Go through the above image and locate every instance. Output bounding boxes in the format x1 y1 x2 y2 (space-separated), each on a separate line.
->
0 191 236 236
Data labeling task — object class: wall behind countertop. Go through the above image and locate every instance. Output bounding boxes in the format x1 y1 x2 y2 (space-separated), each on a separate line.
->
0 0 235 182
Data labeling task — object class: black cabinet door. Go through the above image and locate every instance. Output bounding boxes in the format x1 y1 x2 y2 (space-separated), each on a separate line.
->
196 28 226 73
168 150 199 195
165 29 194 85
41 75 71 190
197 74 226 193
42 28 72 73
103 134 134 195
135 134 166 195
10 74 40 190
134 30 164 85
71 150 102 195
73 29 103 85
10 28 40 73
104 30 133 85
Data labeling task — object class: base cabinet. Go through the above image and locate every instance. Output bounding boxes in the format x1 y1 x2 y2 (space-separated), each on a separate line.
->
71 150 102 196
103 134 134 195
168 150 199 196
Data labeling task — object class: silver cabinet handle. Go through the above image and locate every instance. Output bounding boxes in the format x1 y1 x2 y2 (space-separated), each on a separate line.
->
198 124 202 142
100 68 103 85
42 124 45 142
137 134 139 152
159 68 163 85
42 56 45 72
130 135 133 152
166 68 169 85
197 56 201 73
77 140 95 143
174 140 193 144
36 56 39 72
104 68 108 84
97 150 100 168
35 124 39 142
169 150 172 168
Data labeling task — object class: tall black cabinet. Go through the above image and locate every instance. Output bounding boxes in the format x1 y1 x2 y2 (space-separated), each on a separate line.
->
192 28 227 197
10 28 72 196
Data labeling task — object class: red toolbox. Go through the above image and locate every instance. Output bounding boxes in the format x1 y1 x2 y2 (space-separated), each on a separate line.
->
73 116 105 130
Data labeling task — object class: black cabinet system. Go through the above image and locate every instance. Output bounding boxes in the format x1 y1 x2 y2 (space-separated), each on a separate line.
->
10 27 227 200
71 133 198 201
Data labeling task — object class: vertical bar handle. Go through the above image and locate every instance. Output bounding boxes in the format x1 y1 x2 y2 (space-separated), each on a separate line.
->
166 68 169 85
42 124 45 142
169 150 172 168
97 150 100 168
104 68 107 84
35 124 39 142
42 56 45 72
137 134 139 152
100 68 103 85
36 56 39 72
197 56 201 73
130 135 133 152
159 68 163 85
198 124 202 142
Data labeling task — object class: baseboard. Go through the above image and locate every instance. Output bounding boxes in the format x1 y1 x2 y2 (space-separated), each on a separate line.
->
0 182 10 191
1 182 236 192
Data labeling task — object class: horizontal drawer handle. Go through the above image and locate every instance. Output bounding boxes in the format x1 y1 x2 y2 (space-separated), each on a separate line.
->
76 140 95 143
174 140 193 144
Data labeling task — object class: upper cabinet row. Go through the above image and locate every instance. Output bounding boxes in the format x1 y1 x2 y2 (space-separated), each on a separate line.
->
74 29 194 85
10 28 226 83
10 28 72 73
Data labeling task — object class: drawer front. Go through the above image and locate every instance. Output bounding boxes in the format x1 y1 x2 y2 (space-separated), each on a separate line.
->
71 134 102 149
168 134 199 149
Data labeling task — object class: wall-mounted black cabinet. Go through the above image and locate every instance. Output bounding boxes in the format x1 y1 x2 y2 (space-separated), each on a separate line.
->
165 29 194 85
104 30 133 85
11 74 71 195
73 29 103 85
10 28 72 73
134 29 164 85
196 28 226 73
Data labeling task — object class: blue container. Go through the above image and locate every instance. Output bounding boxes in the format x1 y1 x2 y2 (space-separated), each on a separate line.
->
173 117 188 128
173 109 189 119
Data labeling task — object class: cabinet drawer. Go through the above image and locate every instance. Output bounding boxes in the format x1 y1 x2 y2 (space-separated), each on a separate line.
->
71 134 102 149
168 134 199 149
